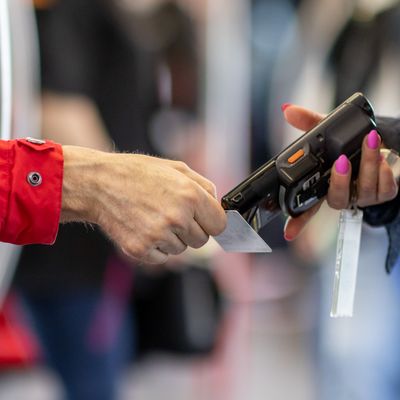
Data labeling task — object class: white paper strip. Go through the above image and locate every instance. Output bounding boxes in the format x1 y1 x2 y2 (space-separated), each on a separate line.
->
331 208 363 318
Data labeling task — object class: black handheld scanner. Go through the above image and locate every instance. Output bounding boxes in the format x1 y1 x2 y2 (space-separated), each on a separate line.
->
221 93 376 227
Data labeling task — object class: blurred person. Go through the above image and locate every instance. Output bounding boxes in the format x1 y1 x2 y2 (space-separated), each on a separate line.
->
282 103 400 400
282 0 400 274
280 7 400 391
248 0 314 342
12 1 217 400
245 4 319 400
250 0 303 170
267 2 400 399
250 0 304 247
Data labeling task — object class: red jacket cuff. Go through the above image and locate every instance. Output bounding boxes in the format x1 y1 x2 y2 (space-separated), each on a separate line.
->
0 138 63 245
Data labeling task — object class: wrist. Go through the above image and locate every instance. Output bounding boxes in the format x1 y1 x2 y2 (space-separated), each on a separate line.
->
61 145 109 224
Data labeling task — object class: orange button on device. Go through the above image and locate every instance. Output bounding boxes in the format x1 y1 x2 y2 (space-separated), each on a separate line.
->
288 149 304 164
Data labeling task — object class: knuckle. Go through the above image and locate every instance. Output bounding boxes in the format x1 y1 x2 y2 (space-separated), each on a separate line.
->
172 243 188 255
327 197 348 210
329 176 349 194
156 236 186 255
358 184 377 203
209 213 227 236
363 151 380 163
191 236 209 249
142 252 167 265
173 160 189 172
380 184 398 202
122 241 147 260
204 180 217 197
165 210 186 229
358 184 376 197
145 225 169 246
334 181 350 191
181 183 199 204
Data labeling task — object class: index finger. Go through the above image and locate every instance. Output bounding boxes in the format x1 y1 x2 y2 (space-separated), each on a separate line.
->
283 105 325 131
172 161 218 198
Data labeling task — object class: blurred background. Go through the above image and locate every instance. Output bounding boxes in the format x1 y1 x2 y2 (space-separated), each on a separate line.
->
1 0 400 399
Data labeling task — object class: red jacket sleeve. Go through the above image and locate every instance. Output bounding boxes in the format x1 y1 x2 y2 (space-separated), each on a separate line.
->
0 138 63 245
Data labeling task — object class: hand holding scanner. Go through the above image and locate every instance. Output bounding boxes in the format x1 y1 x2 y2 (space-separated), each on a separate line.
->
214 93 377 252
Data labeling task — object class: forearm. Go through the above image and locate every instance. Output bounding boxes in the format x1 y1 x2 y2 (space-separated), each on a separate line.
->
41 92 114 152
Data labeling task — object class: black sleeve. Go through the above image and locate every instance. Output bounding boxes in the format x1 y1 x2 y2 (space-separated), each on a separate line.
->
362 116 400 272
37 0 103 97
376 116 400 151
362 116 400 227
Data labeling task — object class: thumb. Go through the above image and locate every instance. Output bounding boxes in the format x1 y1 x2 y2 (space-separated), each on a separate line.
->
283 201 323 241
282 104 324 132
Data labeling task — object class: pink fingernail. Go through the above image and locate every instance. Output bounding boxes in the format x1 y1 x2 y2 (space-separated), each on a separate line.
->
281 103 291 112
367 129 379 149
335 154 349 175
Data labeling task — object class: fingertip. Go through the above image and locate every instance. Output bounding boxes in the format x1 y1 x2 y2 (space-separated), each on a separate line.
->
214 196 228 222
283 105 325 131
210 206 227 236
283 217 297 241
281 103 292 113
366 129 380 150
284 231 294 241
335 154 350 175
378 161 399 202
380 158 397 182
284 201 323 240
148 250 169 265
219 210 228 233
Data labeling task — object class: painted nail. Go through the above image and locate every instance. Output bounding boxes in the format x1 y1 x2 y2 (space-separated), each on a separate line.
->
281 103 291 112
367 129 379 149
284 232 293 241
335 154 349 175
283 218 293 241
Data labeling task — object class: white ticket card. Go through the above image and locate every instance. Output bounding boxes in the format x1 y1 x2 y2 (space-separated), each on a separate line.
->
330 208 363 318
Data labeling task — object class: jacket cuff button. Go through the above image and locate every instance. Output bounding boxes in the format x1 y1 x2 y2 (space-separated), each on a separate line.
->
26 137 45 145
27 172 42 187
